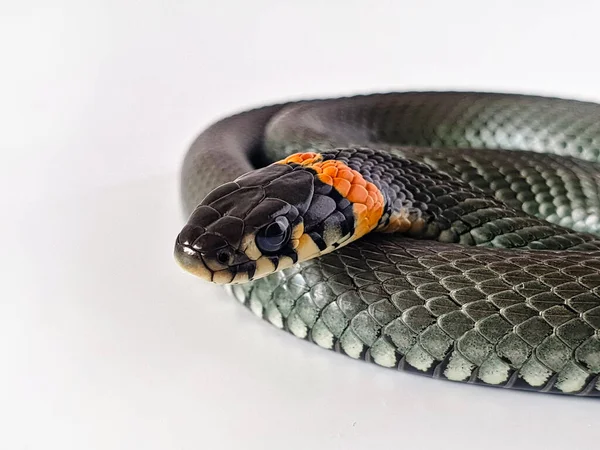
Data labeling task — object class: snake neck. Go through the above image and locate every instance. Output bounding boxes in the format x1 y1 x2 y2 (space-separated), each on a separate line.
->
310 147 600 252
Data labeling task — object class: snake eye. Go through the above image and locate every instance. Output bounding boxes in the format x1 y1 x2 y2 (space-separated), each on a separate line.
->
256 217 291 254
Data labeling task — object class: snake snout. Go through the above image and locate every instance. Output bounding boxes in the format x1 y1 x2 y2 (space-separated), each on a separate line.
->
174 224 213 280
177 224 205 248
175 222 252 283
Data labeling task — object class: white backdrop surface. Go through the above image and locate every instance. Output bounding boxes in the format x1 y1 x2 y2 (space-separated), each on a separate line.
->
2 1 600 449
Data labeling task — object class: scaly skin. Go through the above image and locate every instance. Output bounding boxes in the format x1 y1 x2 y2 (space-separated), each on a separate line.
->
179 92 600 396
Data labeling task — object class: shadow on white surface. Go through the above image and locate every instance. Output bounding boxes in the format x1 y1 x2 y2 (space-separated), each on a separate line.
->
3 174 598 449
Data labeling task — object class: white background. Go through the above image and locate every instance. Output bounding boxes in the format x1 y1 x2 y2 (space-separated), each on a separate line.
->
2 1 600 449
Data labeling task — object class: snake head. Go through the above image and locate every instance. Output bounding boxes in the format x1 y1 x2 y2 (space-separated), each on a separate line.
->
175 152 385 284
175 163 310 283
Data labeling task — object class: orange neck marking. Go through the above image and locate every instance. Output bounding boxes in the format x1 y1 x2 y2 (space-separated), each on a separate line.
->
277 152 323 166
277 153 385 238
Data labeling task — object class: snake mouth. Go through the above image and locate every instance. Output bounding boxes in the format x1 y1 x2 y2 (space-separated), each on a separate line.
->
174 241 257 284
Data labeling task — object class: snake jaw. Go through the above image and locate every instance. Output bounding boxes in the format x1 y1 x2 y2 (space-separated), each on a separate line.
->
174 219 257 283
174 241 259 284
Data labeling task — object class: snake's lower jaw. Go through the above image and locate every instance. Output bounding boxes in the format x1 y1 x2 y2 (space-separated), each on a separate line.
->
175 241 262 285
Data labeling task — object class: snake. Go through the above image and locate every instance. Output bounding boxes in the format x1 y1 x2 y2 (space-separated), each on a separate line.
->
174 92 600 396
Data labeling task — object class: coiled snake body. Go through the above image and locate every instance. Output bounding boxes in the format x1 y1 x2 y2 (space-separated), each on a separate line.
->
176 92 600 396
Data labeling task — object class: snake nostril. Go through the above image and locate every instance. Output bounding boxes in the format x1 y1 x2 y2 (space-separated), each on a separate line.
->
216 249 232 265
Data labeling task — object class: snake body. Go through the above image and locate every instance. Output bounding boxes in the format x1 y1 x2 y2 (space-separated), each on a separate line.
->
177 92 600 396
